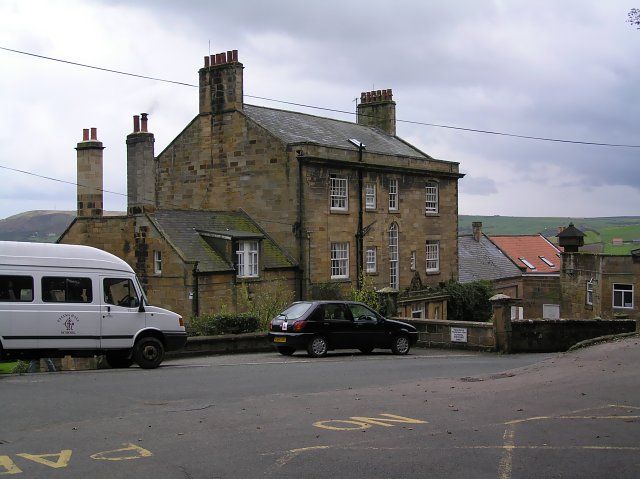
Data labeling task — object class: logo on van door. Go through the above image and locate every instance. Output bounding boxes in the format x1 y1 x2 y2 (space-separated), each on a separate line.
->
57 314 79 335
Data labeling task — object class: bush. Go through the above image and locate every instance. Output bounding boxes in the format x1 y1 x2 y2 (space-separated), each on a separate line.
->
439 280 494 322
349 275 382 313
187 313 259 336
237 279 295 331
310 281 343 300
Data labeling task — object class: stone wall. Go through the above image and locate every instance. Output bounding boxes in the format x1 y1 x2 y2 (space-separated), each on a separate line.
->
521 275 561 318
401 318 495 351
510 319 636 352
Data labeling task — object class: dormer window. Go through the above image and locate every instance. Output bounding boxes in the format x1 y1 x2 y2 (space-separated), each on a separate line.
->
539 256 555 267
236 240 259 278
519 257 536 270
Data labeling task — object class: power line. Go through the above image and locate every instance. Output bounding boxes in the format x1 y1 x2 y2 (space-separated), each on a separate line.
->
2 46 640 148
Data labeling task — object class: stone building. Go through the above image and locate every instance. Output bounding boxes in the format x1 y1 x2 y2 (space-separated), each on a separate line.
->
60 50 463 317
560 250 640 320
458 222 562 319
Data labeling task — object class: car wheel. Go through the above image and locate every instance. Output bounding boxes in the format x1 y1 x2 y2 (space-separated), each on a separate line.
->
105 353 134 368
307 336 328 358
391 334 410 355
277 346 296 356
359 346 374 354
133 337 165 369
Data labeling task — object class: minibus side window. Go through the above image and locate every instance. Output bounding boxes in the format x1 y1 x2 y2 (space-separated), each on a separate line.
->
103 278 140 308
42 277 93 303
0 275 34 302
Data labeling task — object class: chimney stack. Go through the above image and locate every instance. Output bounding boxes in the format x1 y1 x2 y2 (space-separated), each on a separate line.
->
472 221 483 242
127 113 156 215
76 127 104 217
199 49 243 115
357 88 396 135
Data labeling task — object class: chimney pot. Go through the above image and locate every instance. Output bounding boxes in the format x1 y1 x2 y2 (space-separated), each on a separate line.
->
90 128 97 141
472 221 483 242
140 113 148 133
221 52 227 64
204 55 210 68
82 128 89 141
232 50 238 62
133 115 140 133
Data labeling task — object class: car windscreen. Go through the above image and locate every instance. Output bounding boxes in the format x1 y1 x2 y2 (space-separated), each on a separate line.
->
277 302 314 320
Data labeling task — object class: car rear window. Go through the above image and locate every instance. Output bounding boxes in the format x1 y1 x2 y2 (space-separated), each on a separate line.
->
278 302 314 320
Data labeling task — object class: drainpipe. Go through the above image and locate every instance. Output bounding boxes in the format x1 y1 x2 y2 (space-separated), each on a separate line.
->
355 143 365 290
297 152 305 300
192 262 199 317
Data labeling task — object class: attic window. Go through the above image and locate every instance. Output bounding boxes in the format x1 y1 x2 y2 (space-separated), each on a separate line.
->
539 256 555 267
236 240 259 278
519 257 536 270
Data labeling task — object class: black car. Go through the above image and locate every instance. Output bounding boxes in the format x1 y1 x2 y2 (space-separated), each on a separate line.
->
268 301 418 357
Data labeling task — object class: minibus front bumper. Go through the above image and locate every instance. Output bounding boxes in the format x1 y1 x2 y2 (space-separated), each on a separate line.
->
164 332 188 351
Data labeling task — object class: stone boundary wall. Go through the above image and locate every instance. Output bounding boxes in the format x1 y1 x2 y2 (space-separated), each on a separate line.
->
509 319 636 353
400 318 496 351
167 332 273 358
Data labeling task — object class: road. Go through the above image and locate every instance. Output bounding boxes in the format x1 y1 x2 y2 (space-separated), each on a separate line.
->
1 338 639 478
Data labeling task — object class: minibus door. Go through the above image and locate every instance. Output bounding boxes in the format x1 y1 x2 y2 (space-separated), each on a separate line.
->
100 277 146 349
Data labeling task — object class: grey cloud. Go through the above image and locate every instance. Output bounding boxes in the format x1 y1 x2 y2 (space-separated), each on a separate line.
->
460 176 498 196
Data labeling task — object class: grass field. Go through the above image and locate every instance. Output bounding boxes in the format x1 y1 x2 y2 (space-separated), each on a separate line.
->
459 215 640 255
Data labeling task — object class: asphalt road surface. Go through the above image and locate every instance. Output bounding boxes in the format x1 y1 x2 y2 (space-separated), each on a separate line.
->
1 338 639 479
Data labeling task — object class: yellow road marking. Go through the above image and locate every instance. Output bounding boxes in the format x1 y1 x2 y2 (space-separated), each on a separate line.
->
90 443 153 461
497 425 515 479
15 450 71 469
314 413 427 431
277 446 332 467
0 456 22 475
506 415 640 425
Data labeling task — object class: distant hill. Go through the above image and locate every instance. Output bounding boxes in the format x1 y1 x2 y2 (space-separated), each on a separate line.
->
460 215 640 254
0 210 124 243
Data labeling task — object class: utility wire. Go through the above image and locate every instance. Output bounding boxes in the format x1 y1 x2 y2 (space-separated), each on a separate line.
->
2 46 640 149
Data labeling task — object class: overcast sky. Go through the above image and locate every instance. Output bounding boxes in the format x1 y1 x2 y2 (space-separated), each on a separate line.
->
1 0 639 220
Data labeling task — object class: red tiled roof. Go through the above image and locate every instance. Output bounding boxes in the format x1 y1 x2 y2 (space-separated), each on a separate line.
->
488 234 561 274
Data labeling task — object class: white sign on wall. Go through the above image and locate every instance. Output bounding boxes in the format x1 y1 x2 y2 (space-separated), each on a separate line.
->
450 327 468 343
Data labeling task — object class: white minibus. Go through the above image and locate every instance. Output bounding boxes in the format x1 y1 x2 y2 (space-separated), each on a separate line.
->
0 241 186 369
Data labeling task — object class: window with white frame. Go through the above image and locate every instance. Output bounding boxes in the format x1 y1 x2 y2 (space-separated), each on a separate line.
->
331 242 349 278
410 250 416 271
365 183 376 209
365 247 377 273
425 181 438 214
154 250 162 275
586 279 593 306
330 175 348 211
411 304 424 319
388 179 398 211
426 241 440 273
236 240 259 278
389 223 399 289
613 283 634 309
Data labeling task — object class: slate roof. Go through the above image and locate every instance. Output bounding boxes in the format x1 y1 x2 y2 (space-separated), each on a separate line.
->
151 210 297 273
243 104 430 159
458 235 522 283
489 235 561 274
556 223 585 238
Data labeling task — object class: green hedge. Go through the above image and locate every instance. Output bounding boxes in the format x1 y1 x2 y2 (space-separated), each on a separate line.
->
187 313 259 337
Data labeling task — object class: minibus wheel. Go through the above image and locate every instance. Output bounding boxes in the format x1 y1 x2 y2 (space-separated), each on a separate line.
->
133 337 165 369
